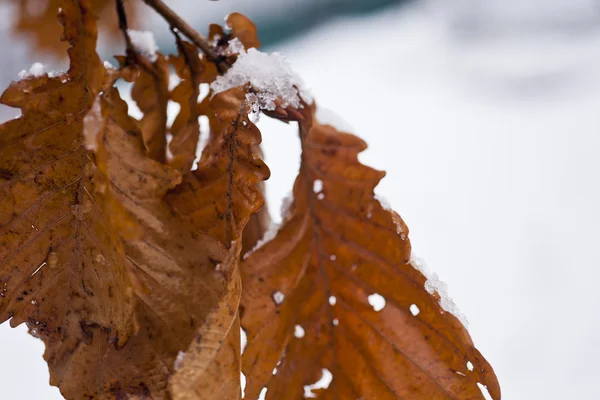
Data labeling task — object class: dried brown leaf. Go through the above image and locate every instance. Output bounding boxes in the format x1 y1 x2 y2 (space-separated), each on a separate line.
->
169 246 243 400
1 3 269 397
131 54 170 163
168 40 204 173
0 0 136 393
49 86 219 398
167 86 270 246
57 84 268 399
163 86 270 399
241 179 271 256
226 13 261 50
240 107 501 400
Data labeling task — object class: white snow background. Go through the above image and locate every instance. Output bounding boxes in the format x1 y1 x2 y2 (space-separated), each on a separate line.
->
2 1 600 399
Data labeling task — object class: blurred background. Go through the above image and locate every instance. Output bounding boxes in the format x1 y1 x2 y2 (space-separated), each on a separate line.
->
2 0 600 398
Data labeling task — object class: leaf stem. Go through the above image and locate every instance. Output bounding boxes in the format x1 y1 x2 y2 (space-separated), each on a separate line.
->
141 0 229 71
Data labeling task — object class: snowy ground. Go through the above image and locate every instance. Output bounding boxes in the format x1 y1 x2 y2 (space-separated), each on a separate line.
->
2 2 600 399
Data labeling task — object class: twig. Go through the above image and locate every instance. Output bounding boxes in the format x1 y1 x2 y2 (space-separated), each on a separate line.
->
141 0 229 72
116 0 159 75
115 0 135 61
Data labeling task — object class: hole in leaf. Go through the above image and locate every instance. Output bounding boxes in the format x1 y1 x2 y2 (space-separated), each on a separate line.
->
30 261 47 278
117 81 142 120
272 290 285 305
467 361 474 372
258 387 268 400
329 254 336 261
303 368 333 398
477 383 493 400
174 351 185 370
332 318 339 326
0 104 21 124
240 327 248 354
198 83 210 103
166 100 180 129
328 295 336 306
165 132 174 161
191 115 210 171
240 372 246 398
410 304 420 316
312 179 323 193
367 293 386 312
294 325 305 339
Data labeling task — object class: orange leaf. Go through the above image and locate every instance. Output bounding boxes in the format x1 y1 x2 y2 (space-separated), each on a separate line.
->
168 40 204 173
131 54 171 163
0 0 137 394
240 107 501 400
167 86 270 247
55 84 267 399
226 13 261 50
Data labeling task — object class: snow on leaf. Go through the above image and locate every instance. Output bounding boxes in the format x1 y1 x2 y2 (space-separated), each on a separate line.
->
0 4 137 398
211 48 312 117
127 29 159 62
411 253 469 328
240 106 501 400
18 62 46 79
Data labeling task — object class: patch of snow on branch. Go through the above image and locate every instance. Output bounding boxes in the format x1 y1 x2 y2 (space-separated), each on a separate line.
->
211 47 312 121
127 29 159 62
410 253 469 328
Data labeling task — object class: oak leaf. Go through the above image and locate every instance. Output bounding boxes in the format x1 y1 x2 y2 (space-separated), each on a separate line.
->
1 2 269 397
0 0 137 393
130 54 171 163
55 84 268 399
240 108 501 399
226 13 261 50
164 86 271 399
168 39 205 173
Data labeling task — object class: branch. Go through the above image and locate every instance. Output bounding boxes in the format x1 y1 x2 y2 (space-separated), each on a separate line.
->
141 0 229 72
116 0 158 75
116 0 135 60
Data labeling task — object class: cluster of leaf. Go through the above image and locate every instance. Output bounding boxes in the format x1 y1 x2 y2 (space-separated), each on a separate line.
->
0 1 501 399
